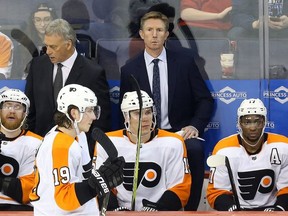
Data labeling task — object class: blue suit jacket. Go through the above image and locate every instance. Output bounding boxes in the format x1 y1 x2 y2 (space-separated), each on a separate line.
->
120 48 214 134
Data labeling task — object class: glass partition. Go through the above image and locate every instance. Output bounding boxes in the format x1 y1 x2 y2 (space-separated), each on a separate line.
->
0 0 287 165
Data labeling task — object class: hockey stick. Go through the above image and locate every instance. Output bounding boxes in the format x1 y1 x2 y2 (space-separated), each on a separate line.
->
92 127 118 216
11 29 39 57
92 127 118 158
207 155 241 211
129 75 143 211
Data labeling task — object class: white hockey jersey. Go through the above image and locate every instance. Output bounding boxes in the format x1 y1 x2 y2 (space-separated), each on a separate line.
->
207 133 288 209
95 129 191 211
0 130 42 205
30 127 98 215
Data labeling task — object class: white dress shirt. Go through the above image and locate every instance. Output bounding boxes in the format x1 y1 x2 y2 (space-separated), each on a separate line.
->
144 48 171 129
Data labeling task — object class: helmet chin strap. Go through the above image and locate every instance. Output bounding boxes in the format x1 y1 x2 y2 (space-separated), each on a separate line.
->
73 113 83 135
239 126 265 148
124 112 157 138
0 115 26 133
66 113 83 135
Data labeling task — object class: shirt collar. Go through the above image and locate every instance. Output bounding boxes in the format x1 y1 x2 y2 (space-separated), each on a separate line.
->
56 49 78 70
144 48 167 66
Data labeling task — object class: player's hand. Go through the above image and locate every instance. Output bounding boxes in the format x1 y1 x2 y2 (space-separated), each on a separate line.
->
141 199 158 211
88 156 125 196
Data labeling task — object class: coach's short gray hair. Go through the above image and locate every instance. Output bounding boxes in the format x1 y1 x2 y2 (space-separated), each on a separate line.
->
45 18 77 46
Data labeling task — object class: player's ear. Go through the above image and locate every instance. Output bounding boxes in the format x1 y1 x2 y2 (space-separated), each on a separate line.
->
139 30 144 39
70 108 80 121
164 30 169 40
65 39 73 50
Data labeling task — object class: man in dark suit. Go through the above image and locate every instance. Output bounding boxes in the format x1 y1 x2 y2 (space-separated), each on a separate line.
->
25 19 111 154
119 11 214 211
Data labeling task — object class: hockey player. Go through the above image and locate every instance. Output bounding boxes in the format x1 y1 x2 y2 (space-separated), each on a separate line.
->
30 84 125 215
95 90 191 211
207 98 288 211
0 89 42 210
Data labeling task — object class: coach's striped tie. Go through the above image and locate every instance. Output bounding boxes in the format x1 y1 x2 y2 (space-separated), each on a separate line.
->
152 59 161 127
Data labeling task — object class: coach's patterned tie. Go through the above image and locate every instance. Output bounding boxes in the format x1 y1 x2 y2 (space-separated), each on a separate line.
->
53 63 63 103
152 59 161 127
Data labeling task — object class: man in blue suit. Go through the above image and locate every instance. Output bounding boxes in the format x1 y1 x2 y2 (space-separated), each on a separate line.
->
119 11 214 211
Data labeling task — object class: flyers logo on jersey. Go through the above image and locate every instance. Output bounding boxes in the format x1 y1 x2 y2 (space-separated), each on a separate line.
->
123 162 161 191
0 154 19 178
238 169 275 200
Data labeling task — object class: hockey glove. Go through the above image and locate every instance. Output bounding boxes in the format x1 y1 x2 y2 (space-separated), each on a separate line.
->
141 199 158 211
113 206 131 211
88 156 125 197
263 206 285 211
0 177 12 194
228 205 244 211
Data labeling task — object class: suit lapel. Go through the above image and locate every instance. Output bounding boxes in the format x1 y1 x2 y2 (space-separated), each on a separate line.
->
44 60 55 107
166 49 177 111
135 53 152 95
65 55 82 85
130 52 152 96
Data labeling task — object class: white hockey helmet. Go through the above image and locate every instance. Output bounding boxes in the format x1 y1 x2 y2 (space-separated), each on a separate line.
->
121 90 154 113
121 90 156 133
0 88 30 113
57 84 98 116
237 98 267 120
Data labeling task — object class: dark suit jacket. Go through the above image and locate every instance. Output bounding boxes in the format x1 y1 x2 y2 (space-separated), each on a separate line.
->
25 54 111 137
119 48 214 134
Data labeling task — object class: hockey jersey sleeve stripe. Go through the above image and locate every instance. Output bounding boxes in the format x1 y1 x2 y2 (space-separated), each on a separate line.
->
169 175 191 208
207 136 237 209
206 185 233 209
82 161 92 179
0 195 13 201
158 129 191 208
277 187 288 196
52 133 81 211
19 172 35 204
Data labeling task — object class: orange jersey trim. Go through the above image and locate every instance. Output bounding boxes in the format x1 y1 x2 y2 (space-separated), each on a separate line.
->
52 133 81 211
